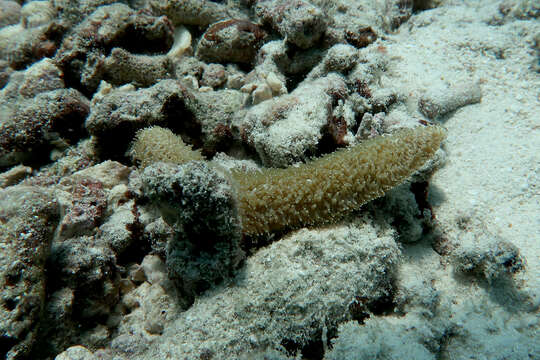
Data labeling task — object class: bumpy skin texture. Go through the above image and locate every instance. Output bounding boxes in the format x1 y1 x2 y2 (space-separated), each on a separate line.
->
232 126 446 235
130 126 204 168
131 124 445 237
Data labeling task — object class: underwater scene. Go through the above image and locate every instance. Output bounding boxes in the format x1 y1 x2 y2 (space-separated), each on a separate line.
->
0 0 538 359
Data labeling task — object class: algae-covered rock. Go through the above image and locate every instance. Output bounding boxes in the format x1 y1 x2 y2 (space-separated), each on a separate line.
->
140 161 244 304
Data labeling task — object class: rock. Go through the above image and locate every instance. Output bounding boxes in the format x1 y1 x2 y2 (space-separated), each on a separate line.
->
0 186 59 360
85 80 194 158
149 0 241 27
452 233 524 283
21 0 56 28
0 59 90 168
200 63 227 88
54 3 174 93
140 161 244 303
196 19 267 64
0 165 32 188
101 48 174 88
126 219 400 358
0 22 64 69
255 0 327 49
54 345 96 360
234 73 349 167
0 1 21 28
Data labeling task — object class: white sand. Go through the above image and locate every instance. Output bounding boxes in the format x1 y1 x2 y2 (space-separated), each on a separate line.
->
386 0 539 301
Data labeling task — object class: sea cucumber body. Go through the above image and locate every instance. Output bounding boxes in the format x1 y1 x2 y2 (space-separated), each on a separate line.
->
233 126 446 235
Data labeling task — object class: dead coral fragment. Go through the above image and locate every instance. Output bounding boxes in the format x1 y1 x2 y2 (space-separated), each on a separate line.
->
233 126 446 236
129 126 203 168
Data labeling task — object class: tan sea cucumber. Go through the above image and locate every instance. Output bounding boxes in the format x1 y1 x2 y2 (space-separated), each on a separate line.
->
231 126 446 235
130 125 446 236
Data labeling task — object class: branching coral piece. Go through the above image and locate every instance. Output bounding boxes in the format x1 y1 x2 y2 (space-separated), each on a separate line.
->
232 126 446 235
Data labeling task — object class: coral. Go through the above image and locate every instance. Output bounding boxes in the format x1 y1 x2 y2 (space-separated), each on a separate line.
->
129 126 204 168
234 125 446 236
0 185 59 360
130 122 444 238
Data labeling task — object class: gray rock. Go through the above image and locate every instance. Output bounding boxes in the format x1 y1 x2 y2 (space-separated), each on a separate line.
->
0 1 21 28
453 233 524 283
0 185 59 360
255 0 327 49
0 21 62 69
233 73 348 167
54 3 174 92
102 48 174 88
196 19 267 64
149 0 243 27
0 59 90 168
127 219 400 358
140 161 244 304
